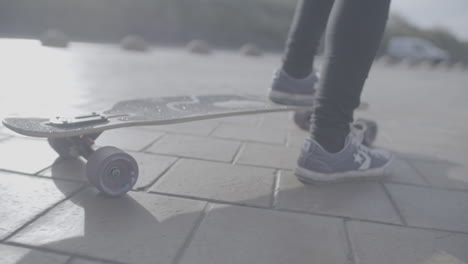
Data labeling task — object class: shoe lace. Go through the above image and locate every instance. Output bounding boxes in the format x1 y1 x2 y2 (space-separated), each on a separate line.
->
351 135 386 160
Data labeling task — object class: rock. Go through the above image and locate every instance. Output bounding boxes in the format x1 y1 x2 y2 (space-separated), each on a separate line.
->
186 40 212 54
40 29 69 48
120 35 148 52
240 43 263 57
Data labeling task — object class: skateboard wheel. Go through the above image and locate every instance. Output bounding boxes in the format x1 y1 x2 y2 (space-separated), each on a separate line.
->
294 111 312 131
48 137 80 159
354 119 378 146
86 146 138 197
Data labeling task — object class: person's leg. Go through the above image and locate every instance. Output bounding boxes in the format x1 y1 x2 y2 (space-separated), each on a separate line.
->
269 0 334 105
310 0 391 153
282 0 334 79
296 0 392 182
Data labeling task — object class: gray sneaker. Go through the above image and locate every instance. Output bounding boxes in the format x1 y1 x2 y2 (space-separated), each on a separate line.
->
269 69 318 106
295 133 392 183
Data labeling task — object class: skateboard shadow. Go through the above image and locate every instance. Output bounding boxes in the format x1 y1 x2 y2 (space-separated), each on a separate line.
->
13 150 468 264
13 157 180 263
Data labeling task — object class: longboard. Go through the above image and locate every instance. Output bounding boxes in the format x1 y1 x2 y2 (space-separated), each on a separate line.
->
3 94 309 138
1 94 311 197
2 94 376 197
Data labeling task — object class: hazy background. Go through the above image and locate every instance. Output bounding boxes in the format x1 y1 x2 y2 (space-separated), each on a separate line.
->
391 0 468 40
0 0 467 61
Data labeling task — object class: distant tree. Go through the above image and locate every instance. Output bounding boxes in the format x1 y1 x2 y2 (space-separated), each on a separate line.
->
1 1 467 61
379 14 468 62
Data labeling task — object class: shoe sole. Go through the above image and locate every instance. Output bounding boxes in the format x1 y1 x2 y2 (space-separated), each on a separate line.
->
269 90 315 106
295 157 393 183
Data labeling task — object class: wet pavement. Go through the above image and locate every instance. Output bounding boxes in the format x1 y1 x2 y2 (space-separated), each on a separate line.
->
1 38 468 264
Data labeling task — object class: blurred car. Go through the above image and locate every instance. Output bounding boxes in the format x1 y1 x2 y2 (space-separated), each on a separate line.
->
386 37 450 64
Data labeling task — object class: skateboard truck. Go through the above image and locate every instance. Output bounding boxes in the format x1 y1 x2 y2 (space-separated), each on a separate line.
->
47 112 109 127
48 132 138 197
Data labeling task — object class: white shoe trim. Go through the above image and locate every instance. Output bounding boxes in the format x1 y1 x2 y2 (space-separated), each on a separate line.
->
295 157 393 183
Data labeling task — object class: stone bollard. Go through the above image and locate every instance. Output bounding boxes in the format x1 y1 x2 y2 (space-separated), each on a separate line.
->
186 40 212 55
240 43 263 57
120 35 148 52
40 29 69 48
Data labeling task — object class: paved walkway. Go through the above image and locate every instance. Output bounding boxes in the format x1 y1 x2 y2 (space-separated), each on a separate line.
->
1 39 468 264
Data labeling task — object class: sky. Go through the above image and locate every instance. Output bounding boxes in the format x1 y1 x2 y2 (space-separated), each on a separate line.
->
391 0 468 41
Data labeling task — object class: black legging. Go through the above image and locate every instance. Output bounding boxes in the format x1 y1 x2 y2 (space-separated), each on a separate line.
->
282 0 391 152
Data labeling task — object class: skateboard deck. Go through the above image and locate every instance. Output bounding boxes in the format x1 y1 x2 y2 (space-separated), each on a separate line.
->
1 94 377 197
3 94 309 138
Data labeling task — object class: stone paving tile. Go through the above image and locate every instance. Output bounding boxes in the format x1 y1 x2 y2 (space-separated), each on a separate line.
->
383 157 427 186
179 203 349 264
147 134 240 162
0 172 83 240
386 183 468 232
410 159 468 190
348 221 468 264
0 244 70 264
151 159 275 207
220 115 260 126
128 152 177 189
0 138 58 174
142 120 219 136
211 123 287 144
0 133 9 140
40 158 87 182
286 129 308 148
257 112 297 130
422 252 468 264
236 143 299 170
276 171 401 224
94 127 164 152
40 153 177 189
9 190 206 264
69 258 110 264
